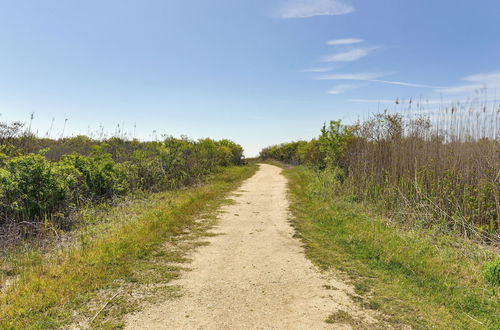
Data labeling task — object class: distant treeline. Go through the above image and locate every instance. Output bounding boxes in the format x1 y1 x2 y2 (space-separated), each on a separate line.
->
0 121 244 233
261 109 499 241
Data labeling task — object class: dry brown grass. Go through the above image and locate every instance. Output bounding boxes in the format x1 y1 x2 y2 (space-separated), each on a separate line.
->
344 101 499 241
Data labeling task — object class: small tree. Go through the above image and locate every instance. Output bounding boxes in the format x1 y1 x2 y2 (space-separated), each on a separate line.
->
318 120 352 169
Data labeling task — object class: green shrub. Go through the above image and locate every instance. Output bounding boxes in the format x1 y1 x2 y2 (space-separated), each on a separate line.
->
217 139 244 165
0 120 244 231
0 154 69 221
260 141 308 165
297 139 322 166
59 153 126 200
124 149 166 191
318 120 352 169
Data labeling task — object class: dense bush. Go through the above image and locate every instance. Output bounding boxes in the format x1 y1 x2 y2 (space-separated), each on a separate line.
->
260 121 352 169
260 141 307 165
59 152 127 200
0 126 244 229
0 154 68 220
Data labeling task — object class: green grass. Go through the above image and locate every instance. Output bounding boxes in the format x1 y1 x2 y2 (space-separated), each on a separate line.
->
0 164 258 329
284 166 499 330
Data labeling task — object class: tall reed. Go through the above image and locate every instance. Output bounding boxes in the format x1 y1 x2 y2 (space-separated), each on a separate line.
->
261 100 500 242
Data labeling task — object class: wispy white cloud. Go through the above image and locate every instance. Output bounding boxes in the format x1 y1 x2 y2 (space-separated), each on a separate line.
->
300 67 334 73
276 0 354 18
326 38 364 46
370 79 441 88
349 96 500 105
316 72 383 80
317 73 438 88
438 72 500 95
326 84 362 95
348 98 396 104
465 72 500 84
321 47 373 62
438 85 483 95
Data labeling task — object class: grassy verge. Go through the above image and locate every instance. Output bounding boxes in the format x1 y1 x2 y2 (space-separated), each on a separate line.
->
284 166 499 329
0 164 258 329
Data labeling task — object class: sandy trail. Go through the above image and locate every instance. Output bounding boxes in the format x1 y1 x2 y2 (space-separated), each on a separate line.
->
125 164 378 329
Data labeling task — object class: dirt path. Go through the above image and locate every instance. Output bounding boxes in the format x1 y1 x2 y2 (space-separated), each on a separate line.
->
125 164 379 329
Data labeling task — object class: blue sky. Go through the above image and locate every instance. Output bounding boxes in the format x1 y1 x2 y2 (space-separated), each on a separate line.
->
0 0 499 156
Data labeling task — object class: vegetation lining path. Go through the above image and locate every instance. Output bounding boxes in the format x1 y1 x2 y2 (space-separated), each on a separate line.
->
284 165 499 329
0 165 255 329
125 164 383 329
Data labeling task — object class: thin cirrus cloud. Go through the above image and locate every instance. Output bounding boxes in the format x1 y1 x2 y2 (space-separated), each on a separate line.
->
438 72 500 95
321 47 373 62
370 79 441 89
317 73 439 88
349 96 500 108
326 84 362 95
275 0 354 18
300 67 334 73
326 38 364 46
316 73 382 80
348 99 396 104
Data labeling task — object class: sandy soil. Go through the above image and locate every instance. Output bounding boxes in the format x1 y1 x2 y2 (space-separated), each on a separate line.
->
125 164 380 329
